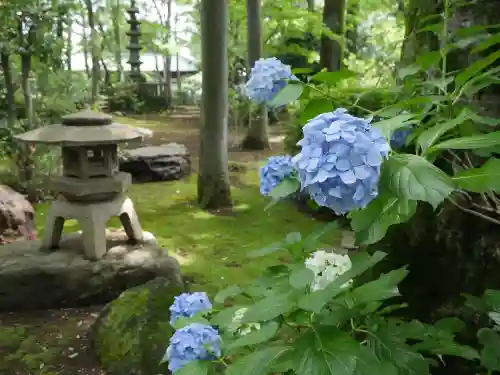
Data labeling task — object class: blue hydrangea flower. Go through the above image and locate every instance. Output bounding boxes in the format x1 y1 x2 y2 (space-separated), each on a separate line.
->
390 127 412 149
169 292 212 325
243 57 297 105
165 323 222 373
292 108 390 214
259 155 296 196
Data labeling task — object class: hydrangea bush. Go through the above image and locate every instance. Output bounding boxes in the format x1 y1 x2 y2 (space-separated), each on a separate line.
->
160 21 500 373
259 155 296 196
243 57 297 106
161 230 482 375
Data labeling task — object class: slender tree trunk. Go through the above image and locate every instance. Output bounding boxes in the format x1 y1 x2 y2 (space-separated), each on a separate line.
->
307 0 314 11
111 0 123 82
320 0 346 72
81 12 91 77
346 0 359 56
84 0 100 104
66 18 73 71
241 0 270 150
0 49 16 128
164 0 173 107
197 0 232 209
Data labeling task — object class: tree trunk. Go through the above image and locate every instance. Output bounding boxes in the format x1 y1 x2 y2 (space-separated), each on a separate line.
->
0 49 16 129
66 18 72 71
307 0 315 12
197 0 232 209
345 0 359 56
111 0 123 82
240 0 270 150
164 0 173 107
84 0 100 105
81 11 91 78
319 0 346 72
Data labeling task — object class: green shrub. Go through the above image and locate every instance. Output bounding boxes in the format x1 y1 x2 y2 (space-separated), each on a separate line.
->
284 87 397 154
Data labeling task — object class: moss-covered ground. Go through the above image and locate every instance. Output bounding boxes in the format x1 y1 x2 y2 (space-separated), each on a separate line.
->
0 110 339 375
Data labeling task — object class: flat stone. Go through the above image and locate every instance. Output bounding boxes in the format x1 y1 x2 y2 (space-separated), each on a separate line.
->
0 229 183 311
119 142 191 182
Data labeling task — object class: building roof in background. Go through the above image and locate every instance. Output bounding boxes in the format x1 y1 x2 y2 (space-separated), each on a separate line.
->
70 51 199 73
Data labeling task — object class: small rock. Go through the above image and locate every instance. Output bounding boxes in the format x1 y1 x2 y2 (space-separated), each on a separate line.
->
0 185 36 244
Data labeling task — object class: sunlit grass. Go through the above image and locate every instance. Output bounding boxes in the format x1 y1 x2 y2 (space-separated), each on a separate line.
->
34 165 339 294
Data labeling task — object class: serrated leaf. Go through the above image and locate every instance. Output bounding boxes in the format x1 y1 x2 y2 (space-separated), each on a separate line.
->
298 251 387 313
289 266 314 289
373 113 418 140
265 177 301 211
350 267 408 305
242 292 295 323
225 346 290 375
429 131 500 152
417 108 472 153
478 328 500 371
310 69 357 85
298 98 334 124
247 242 285 258
472 32 500 53
398 64 420 80
293 328 360 375
267 177 300 199
350 193 417 245
367 322 431 374
267 82 304 107
210 306 242 329
226 322 279 352
452 158 500 193
381 154 455 208
456 50 500 90
215 286 242 304
285 232 302 244
172 314 211 330
174 360 210 375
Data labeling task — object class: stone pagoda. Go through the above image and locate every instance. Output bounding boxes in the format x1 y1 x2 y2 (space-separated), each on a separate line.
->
14 111 149 260
126 0 143 81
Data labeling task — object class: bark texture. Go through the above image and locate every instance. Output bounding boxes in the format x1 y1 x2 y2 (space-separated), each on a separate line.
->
197 0 232 209
241 0 270 150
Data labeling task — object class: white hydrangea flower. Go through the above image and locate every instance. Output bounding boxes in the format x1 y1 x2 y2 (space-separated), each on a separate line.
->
227 308 261 336
305 250 353 291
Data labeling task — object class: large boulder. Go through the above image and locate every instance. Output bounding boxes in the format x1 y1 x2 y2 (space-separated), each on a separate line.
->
92 277 185 375
0 230 184 311
0 184 36 243
119 143 191 182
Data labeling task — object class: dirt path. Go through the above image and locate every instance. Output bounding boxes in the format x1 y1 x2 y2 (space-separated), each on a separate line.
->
0 109 287 375
122 107 287 164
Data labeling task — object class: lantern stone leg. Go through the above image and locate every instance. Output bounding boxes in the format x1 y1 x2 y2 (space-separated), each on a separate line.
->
41 194 144 260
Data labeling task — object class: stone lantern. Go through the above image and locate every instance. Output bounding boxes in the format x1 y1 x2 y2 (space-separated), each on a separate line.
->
14 111 149 260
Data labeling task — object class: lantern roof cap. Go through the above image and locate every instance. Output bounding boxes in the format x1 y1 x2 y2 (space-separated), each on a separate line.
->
13 111 151 146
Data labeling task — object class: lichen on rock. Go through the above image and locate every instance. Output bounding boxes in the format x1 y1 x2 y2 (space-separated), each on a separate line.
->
92 277 185 375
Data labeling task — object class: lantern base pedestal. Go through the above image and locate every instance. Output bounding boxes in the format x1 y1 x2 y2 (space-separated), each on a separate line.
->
41 194 144 260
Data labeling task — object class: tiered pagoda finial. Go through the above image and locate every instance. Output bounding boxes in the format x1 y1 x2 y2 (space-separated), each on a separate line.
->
126 0 143 80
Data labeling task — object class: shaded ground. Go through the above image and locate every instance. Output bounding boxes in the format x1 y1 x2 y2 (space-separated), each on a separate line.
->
119 106 287 164
0 109 335 375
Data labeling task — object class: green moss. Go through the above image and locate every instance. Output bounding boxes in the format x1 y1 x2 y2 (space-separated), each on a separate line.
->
93 278 184 375
34 165 339 294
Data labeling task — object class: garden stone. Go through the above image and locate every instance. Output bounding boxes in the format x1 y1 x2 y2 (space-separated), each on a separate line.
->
0 184 36 244
91 277 185 375
0 229 183 311
119 143 191 182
